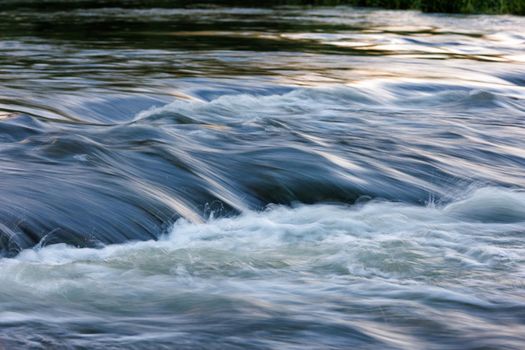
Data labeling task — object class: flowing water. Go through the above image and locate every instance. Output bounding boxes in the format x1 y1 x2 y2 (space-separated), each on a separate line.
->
1 2 525 349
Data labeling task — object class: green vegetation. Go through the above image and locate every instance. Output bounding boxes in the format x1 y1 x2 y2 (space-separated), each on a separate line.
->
422 0 525 14
1 0 524 15
270 0 525 14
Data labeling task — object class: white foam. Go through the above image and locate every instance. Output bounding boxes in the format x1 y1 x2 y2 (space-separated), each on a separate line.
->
1 186 524 347
5 186 524 278
133 80 525 129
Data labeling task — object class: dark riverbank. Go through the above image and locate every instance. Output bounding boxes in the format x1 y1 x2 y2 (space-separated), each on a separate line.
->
1 0 524 15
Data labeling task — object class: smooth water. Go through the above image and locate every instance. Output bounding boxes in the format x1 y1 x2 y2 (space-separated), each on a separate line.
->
0 3 525 349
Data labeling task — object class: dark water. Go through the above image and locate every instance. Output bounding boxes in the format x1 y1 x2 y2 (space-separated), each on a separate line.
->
0 3 525 349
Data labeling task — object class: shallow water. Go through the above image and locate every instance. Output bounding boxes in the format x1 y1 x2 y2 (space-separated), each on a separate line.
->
0 3 525 349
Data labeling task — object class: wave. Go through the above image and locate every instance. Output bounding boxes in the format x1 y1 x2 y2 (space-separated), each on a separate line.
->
12 186 525 263
1 81 524 255
1 186 524 348
135 80 525 123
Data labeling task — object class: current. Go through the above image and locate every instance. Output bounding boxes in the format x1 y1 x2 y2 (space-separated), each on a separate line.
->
0 2 524 349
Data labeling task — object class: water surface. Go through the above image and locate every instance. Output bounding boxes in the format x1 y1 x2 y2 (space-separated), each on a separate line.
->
0 4 524 349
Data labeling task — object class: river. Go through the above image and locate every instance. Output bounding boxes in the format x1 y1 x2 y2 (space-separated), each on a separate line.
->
0 3 524 349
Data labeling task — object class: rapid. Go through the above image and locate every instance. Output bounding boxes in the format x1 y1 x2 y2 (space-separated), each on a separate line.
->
0 3 524 349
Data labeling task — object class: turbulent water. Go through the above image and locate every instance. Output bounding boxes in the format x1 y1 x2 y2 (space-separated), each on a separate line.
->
0 3 525 349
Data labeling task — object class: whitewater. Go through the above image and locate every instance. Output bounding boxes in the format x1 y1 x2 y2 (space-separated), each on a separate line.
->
0 3 524 349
